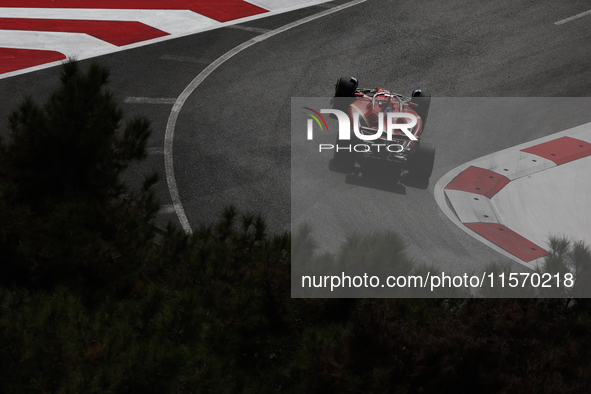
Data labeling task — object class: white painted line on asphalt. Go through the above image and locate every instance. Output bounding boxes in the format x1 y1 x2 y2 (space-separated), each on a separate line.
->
226 25 270 34
160 204 176 214
125 97 177 104
315 3 337 8
555 9 591 25
249 0 334 13
164 0 368 233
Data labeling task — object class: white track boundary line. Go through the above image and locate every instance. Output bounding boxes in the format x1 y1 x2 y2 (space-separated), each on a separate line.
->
165 0 367 233
555 9 591 25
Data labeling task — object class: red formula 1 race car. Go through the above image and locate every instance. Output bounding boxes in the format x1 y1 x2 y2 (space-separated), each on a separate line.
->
329 76 435 181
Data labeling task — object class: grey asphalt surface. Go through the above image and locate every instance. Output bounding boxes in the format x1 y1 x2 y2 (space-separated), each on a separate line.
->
1 0 590 295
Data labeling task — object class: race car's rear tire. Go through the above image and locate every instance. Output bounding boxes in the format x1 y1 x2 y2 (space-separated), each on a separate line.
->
335 76 358 97
411 90 431 127
410 142 435 180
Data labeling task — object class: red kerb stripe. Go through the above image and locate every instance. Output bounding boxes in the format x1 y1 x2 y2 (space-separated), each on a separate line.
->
521 136 591 165
464 222 547 262
444 166 510 198
0 47 66 74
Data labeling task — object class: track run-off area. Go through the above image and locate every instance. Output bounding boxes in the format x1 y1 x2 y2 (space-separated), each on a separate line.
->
1 0 591 292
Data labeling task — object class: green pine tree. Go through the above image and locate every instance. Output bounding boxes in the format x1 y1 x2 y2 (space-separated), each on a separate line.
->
0 60 158 297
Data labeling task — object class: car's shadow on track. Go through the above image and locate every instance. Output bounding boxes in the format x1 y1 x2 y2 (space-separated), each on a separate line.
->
344 172 407 194
336 166 430 194
329 159 430 193
400 173 430 190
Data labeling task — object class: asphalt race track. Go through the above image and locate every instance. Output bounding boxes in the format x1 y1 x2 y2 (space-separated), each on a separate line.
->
1 0 591 282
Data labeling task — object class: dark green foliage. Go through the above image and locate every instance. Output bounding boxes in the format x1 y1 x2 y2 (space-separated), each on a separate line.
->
6 61 149 205
2 62 591 393
535 236 591 297
0 205 294 393
0 61 158 298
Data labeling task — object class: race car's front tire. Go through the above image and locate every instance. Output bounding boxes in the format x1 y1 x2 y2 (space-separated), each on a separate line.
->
335 76 358 97
332 77 358 117
411 90 431 127
410 142 435 180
